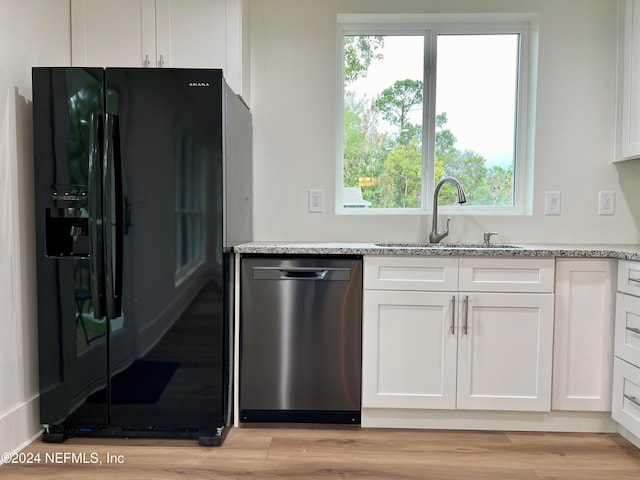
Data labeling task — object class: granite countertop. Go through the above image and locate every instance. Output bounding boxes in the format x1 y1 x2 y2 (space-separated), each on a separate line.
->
234 241 640 261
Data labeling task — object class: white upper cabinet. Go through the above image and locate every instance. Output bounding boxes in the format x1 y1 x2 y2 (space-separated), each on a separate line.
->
71 0 248 97
71 0 156 68
155 0 226 69
616 0 640 161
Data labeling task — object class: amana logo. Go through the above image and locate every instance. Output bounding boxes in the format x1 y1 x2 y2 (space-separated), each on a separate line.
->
189 82 210 87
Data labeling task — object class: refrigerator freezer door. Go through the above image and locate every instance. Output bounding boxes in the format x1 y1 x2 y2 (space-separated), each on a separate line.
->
33 67 109 428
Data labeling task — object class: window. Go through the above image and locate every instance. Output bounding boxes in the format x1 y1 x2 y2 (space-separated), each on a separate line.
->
174 124 207 283
338 21 531 214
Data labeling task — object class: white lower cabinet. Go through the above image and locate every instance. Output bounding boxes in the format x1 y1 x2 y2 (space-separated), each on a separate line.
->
613 260 640 442
613 357 640 438
362 256 555 413
362 290 457 409
552 259 616 411
456 293 554 411
615 291 640 366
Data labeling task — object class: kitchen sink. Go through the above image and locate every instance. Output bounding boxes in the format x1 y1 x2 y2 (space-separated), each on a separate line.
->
374 242 524 249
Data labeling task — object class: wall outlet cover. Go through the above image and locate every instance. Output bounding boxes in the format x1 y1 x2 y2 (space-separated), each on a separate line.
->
545 191 562 215
308 189 324 213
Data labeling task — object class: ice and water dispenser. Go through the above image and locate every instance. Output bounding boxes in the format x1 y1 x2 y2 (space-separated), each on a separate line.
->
45 185 90 257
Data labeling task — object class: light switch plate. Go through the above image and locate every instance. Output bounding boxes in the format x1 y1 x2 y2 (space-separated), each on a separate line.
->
598 191 615 215
545 191 561 215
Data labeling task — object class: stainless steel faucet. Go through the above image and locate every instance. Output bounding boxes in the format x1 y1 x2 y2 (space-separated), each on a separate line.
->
429 177 467 243
483 232 498 247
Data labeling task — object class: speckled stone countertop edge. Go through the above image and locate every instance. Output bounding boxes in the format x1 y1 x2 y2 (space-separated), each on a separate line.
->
233 242 640 261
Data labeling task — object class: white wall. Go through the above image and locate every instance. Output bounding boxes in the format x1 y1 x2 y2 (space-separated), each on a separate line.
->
0 0 70 457
250 0 640 244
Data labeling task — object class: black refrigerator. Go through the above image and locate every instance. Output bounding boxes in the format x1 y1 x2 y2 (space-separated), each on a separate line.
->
32 67 252 446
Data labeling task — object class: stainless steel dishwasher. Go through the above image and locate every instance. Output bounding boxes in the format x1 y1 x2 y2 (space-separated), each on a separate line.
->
240 256 362 424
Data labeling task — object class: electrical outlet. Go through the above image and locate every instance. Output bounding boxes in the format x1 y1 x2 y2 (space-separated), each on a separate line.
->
598 191 615 215
308 189 324 213
545 191 561 215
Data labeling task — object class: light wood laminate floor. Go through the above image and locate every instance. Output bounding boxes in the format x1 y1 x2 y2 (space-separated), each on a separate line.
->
2 427 640 479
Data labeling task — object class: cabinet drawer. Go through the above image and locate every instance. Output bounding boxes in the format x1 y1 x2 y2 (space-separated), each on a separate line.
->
364 256 458 291
459 258 555 293
615 292 640 368
618 260 640 297
612 357 640 439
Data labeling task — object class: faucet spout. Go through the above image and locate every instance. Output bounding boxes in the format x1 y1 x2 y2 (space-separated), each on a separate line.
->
429 177 467 244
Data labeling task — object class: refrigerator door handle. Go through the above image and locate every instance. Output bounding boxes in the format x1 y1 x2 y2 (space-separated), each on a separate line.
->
88 113 105 319
103 113 123 320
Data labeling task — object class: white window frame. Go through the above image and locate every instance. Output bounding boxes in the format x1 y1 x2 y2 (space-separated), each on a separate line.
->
336 15 536 216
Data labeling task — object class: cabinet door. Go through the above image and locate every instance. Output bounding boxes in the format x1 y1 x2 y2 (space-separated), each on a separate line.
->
617 0 640 160
552 259 615 411
362 290 457 409
71 0 156 67
456 293 554 412
155 0 226 69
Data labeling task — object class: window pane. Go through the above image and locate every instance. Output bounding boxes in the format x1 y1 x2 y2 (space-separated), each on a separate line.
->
343 35 424 209
435 34 518 206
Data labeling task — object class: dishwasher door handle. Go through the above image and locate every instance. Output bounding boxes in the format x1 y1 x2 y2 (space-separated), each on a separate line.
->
252 266 351 281
281 269 328 280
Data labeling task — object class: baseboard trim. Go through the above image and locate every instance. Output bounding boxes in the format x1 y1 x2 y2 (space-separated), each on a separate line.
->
0 395 41 463
362 408 618 433
619 425 640 449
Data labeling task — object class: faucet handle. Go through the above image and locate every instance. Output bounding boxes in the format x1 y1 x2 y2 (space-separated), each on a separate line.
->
483 232 498 245
444 217 452 235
